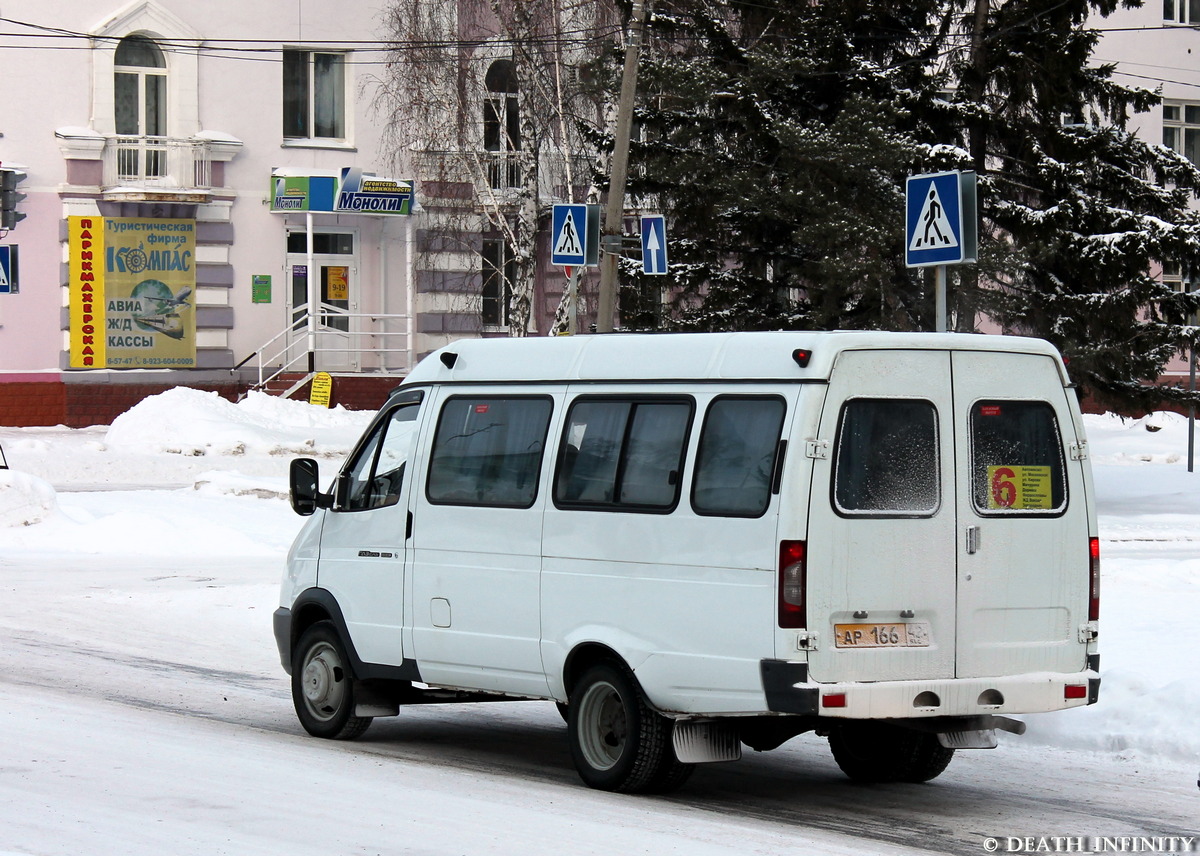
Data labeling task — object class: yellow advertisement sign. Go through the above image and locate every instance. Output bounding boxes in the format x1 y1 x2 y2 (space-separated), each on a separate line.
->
309 372 334 408
68 217 106 368
987 465 1052 510
68 217 197 369
326 266 349 301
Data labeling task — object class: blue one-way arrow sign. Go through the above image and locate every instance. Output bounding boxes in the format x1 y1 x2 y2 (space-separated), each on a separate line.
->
641 215 667 276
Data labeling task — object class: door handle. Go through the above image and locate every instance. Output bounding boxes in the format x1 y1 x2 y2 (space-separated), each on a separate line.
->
965 525 981 555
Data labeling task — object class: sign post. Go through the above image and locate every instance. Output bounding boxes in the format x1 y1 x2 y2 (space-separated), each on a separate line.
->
905 171 977 332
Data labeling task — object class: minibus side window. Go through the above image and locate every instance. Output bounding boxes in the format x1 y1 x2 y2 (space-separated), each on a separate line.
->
342 403 419 512
833 398 940 517
970 400 1067 516
692 396 786 517
426 396 553 508
555 397 693 512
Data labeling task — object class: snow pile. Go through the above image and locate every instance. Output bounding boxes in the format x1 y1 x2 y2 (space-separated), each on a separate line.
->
105 387 374 458
1085 410 1192 465
0 469 59 527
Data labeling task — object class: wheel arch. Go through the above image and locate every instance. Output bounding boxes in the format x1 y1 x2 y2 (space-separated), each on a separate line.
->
288 587 421 684
562 642 629 698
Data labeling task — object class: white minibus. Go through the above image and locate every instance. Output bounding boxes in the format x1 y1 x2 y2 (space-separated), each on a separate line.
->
274 331 1100 793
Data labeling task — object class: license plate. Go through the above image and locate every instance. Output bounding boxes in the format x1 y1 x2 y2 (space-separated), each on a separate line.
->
834 622 932 648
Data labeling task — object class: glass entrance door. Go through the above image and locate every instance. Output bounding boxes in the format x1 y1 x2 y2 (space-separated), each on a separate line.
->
287 231 357 371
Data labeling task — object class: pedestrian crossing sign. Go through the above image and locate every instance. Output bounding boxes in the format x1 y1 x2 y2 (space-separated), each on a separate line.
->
905 171 977 268
552 204 588 267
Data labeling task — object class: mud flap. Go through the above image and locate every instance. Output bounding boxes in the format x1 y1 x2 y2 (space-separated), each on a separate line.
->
673 720 742 764
937 729 999 749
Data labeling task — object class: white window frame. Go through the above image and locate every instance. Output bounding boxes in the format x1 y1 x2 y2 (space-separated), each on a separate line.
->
1163 102 1200 166
282 49 352 147
1164 0 1200 24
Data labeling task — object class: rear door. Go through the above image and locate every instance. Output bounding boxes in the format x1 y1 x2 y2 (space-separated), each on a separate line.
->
950 350 1091 678
805 349 957 683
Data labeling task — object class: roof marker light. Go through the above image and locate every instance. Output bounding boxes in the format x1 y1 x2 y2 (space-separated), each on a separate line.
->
792 349 813 369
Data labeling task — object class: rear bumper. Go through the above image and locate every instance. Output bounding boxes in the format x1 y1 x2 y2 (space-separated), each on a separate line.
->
761 659 1100 719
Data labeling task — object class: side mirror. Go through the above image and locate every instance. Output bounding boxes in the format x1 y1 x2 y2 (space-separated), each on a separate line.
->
289 458 329 516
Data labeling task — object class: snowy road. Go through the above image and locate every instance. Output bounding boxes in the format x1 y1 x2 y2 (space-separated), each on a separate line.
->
0 550 1194 856
1 397 1198 855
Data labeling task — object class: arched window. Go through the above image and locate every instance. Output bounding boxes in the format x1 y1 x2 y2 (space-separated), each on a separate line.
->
115 35 166 138
484 60 520 189
114 34 167 179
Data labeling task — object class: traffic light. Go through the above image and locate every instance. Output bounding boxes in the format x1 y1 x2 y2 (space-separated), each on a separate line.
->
1 168 27 231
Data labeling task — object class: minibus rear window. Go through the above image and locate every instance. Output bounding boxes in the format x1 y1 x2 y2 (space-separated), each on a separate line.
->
427 396 553 508
833 398 940 517
692 396 786 517
970 400 1067 516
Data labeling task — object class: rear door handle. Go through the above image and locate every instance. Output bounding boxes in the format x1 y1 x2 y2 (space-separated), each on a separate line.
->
965 525 981 555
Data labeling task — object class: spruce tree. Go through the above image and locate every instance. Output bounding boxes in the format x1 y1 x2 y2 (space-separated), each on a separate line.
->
621 0 1200 408
624 0 942 332
931 0 1200 409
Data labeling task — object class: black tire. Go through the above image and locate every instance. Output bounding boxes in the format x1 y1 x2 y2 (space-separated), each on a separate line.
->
828 722 954 783
567 662 693 793
291 622 372 740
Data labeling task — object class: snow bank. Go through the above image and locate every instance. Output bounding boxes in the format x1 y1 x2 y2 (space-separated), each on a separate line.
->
105 387 374 458
0 469 59 527
1085 410 1195 466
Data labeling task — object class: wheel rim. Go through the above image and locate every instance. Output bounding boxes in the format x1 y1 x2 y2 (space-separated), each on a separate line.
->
299 640 347 723
577 679 628 771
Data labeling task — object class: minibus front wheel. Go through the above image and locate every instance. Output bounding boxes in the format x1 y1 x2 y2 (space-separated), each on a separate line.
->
292 622 372 740
567 662 693 794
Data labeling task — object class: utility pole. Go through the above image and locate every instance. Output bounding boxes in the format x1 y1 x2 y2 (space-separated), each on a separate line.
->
596 0 646 334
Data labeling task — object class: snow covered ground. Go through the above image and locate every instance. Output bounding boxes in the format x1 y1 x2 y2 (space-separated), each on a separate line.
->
0 389 1197 854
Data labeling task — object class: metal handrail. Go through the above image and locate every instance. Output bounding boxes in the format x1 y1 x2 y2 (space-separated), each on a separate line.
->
232 312 413 394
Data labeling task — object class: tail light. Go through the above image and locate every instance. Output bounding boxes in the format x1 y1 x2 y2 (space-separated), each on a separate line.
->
1088 537 1100 622
779 540 807 628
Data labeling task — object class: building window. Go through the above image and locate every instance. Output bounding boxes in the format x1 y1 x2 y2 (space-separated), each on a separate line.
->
283 50 346 140
1164 0 1200 23
481 236 515 328
484 60 520 189
114 35 167 178
1162 261 1199 292
1163 104 1200 164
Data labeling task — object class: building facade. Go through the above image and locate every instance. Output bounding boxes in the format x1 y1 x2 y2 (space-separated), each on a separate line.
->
1098 1 1200 386
0 0 595 426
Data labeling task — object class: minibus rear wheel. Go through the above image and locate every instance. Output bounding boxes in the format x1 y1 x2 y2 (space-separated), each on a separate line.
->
292 622 372 740
828 721 953 783
567 662 693 793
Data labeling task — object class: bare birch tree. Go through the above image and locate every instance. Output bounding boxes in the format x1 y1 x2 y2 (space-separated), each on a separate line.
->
373 0 620 336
